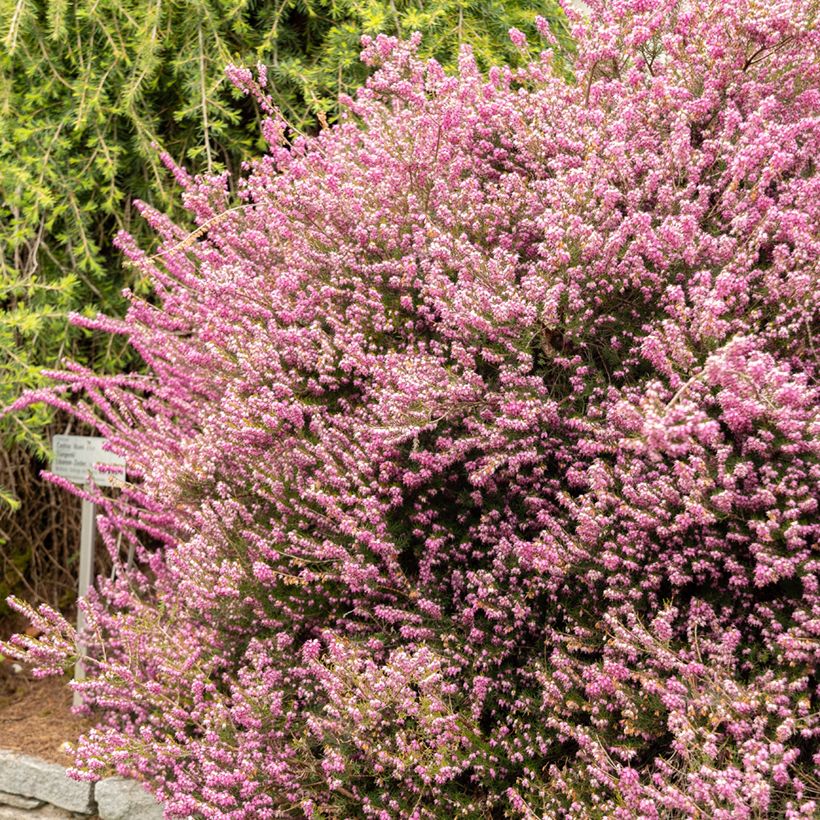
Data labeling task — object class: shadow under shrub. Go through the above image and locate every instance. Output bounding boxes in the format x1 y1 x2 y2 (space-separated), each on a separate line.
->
0 440 80 618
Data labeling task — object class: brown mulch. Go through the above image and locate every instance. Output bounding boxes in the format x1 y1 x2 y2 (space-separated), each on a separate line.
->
0 661 92 766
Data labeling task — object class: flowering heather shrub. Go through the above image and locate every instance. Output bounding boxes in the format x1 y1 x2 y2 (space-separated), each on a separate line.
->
4 0 820 816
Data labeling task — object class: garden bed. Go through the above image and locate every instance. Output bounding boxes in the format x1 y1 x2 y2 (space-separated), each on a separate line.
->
0 662 89 766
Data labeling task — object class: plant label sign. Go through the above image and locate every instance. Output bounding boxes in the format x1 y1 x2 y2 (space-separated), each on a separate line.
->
52 435 126 487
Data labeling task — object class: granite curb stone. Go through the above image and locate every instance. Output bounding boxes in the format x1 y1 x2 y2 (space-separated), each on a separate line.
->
0 790 45 809
0 806 81 819
95 778 164 820
0 752 94 814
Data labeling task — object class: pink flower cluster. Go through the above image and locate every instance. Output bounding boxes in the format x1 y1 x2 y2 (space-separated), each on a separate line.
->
4 0 820 815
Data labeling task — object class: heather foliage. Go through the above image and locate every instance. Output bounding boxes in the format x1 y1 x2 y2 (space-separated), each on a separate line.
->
0 0 566 609
4 0 820 816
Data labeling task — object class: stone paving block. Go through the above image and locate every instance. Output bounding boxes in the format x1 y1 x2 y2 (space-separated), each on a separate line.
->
0 752 94 814
0 790 45 809
95 778 163 820
0 806 76 819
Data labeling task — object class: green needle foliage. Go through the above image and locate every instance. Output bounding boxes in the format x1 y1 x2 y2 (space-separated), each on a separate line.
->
0 0 268 457
267 0 574 126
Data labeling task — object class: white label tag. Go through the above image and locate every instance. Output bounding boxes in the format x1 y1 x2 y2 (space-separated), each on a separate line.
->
52 435 126 487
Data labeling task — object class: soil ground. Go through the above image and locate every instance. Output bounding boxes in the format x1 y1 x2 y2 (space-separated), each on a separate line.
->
0 660 91 766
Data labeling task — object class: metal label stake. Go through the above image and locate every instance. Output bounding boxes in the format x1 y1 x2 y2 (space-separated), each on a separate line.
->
74 496 96 704
51 435 125 707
